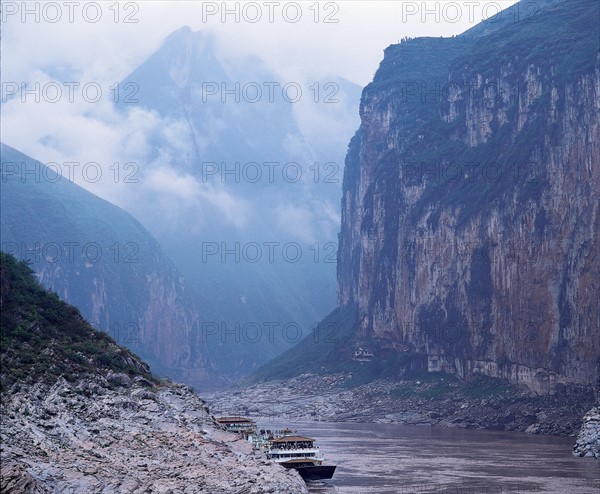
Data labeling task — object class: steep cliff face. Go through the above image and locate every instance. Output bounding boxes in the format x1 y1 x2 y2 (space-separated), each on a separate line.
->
338 0 599 393
0 144 216 387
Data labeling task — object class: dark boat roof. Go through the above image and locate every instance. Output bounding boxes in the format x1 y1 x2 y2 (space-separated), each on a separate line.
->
216 416 255 423
280 458 320 464
271 435 315 443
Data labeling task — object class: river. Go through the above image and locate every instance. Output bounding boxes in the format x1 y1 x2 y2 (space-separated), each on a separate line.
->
260 419 599 493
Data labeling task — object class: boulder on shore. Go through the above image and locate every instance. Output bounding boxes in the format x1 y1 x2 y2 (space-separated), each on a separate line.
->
573 404 600 459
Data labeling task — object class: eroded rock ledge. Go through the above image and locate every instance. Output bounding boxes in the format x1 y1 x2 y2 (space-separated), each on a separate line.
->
573 404 600 459
0 375 308 494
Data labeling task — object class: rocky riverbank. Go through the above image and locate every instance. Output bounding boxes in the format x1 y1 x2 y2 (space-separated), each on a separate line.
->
0 374 308 493
208 373 596 438
573 404 600 458
0 253 308 493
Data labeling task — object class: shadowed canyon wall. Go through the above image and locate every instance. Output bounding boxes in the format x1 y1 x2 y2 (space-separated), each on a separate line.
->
337 0 599 393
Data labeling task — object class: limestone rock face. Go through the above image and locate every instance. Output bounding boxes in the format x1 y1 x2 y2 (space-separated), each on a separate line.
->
337 0 599 392
573 404 600 458
0 377 308 493
0 461 48 494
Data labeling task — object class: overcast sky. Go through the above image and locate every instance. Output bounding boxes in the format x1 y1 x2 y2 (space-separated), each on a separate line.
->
2 1 520 86
1 0 519 218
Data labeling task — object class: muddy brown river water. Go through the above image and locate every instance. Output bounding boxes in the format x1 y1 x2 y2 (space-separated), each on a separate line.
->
261 419 599 493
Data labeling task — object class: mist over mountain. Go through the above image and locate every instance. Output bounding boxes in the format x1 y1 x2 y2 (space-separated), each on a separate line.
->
1 143 220 386
114 26 361 362
1 1 599 489
0 24 361 383
0 138 341 386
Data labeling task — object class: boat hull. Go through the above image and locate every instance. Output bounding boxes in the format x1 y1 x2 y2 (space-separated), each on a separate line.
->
283 464 337 481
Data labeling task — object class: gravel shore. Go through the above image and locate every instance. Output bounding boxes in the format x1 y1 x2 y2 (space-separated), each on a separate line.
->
208 373 596 438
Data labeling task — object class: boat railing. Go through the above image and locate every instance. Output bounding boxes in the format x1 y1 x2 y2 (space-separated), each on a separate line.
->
271 446 319 451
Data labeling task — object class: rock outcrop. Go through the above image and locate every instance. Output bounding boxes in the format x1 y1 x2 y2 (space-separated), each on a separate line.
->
0 378 307 493
337 0 599 393
0 461 47 494
0 253 307 493
573 404 600 458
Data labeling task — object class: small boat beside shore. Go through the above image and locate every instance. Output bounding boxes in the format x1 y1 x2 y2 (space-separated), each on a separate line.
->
264 431 337 481
216 418 336 481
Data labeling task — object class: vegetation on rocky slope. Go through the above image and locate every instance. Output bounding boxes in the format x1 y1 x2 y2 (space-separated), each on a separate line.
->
0 251 308 492
0 252 156 393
